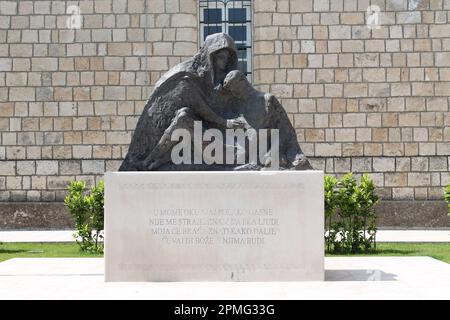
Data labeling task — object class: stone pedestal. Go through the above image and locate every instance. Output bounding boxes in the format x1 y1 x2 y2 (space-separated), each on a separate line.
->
105 171 324 282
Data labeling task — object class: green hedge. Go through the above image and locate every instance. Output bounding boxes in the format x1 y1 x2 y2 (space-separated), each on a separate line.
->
64 180 104 253
325 173 380 254
445 184 450 216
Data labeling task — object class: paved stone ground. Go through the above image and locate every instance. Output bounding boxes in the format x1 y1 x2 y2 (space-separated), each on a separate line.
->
0 257 449 299
0 230 449 243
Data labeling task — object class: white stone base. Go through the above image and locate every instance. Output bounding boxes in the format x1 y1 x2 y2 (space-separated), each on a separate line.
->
105 171 324 282
2 257 450 299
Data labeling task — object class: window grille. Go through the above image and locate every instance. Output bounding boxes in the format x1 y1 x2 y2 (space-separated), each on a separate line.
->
199 0 253 82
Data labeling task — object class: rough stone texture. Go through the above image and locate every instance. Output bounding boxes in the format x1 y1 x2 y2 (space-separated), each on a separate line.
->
1 201 447 231
376 200 450 229
0 202 73 230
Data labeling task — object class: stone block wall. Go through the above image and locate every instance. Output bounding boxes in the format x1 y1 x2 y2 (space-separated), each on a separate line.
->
0 0 449 228
0 0 198 202
253 0 450 201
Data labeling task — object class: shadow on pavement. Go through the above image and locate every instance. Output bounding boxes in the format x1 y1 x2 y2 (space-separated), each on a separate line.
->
325 269 398 281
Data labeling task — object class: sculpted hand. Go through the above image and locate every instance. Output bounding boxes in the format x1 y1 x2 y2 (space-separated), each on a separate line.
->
226 118 247 129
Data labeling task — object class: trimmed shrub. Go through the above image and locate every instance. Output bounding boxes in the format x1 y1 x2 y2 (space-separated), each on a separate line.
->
445 184 450 216
64 180 104 253
324 173 380 254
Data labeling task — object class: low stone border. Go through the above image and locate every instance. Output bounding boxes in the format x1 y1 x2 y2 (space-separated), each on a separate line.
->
0 201 449 230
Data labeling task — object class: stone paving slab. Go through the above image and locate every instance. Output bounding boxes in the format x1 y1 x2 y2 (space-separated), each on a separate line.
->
1 230 449 243
0 257 448 299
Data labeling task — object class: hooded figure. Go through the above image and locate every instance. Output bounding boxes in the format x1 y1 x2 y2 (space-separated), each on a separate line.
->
120 33 242 171
156 33 238 91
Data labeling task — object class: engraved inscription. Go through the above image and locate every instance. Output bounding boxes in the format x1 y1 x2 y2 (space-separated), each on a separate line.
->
148 208 279 246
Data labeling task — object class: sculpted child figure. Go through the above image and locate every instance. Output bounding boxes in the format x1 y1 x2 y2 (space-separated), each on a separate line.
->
221 70 312 170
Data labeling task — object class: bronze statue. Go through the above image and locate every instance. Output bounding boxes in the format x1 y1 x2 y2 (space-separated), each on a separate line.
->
119 33 312 171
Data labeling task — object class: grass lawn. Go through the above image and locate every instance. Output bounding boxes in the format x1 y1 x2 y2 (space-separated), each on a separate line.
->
326 242 450 264
0 242 449 264
0 242 102 262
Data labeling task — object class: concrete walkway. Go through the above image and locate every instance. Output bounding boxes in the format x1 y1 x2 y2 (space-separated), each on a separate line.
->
376 230 450 242
0 230 76 242
1 229 449 243
0 257 448 299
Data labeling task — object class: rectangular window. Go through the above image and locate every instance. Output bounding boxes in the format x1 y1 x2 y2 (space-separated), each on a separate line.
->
199 0 253 83
229 25 247 42
204 8 222 23
203 26 222 40
228 8 247 23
